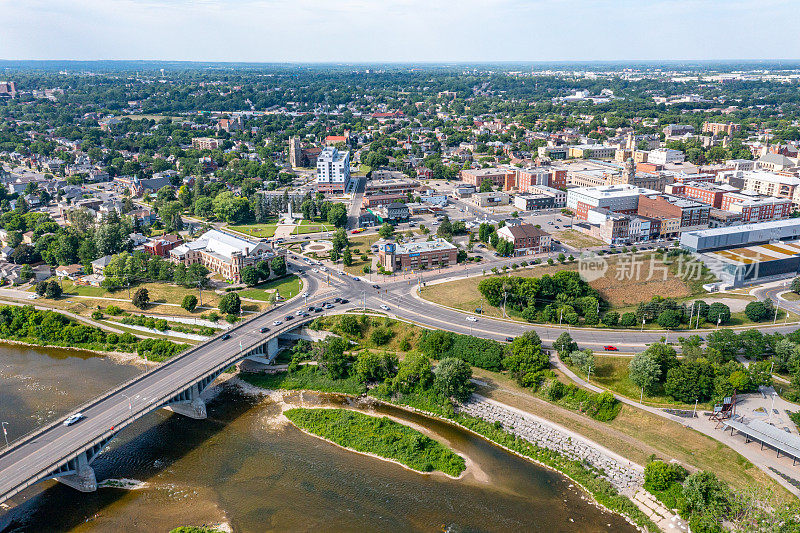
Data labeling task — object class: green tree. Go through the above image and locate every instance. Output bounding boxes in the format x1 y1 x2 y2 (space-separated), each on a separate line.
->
744 300 771 322
45 280 62 299
434 357 473 401
132 287 150 309
181 294 198 312
378 223 394 239
657 309 682 329
342 247 353 267
270 256 287 277
706 302 731 325
240 265 260 286
256 260 271 280
479 179 493 192
392 352 434 393
553 332 578 356
628 351 661 395
353 350 397 382
327 203 348 227
218 292 241 315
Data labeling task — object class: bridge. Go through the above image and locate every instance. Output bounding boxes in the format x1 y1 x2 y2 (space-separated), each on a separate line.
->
3 254 799 508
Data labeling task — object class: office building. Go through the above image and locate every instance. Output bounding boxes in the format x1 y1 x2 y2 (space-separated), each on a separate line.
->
316 147 351 193
378 239 458 272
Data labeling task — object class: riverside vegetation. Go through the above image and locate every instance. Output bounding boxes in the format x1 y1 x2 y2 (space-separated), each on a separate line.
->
0 304 188 360
283 408 466 476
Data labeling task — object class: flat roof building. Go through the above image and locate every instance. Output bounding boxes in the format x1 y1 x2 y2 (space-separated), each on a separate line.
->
680 218 800 253
378 238 457 273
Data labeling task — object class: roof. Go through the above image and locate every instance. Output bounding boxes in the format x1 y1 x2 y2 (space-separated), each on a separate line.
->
758 153 795 167
91 255 113 267
393 238 457 255
500 224 550 240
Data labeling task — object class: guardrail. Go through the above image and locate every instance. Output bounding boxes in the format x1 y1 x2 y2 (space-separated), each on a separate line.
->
0 309 313 504
0 300 284 459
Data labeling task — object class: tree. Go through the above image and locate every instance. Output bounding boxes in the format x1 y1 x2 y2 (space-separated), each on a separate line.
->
392 352 434 393
679 471 731 520
44 280 62 299
240 265 260 286
212 191 251 223
629 351 661 395
218 292 241 315
479 179 494 192
602 311 619 327
744 300 771 322
553 332 578 356
569 349 595 374
353 350 397 383
706 302 731 325
342 247 353 266
620 312 637 327
132 288 150 309
378 223 394 239
255 260 271 280
270 256 287 277
11 244 39 264
326 203 348 227
642 342 679 380
181 294 198 312
434 357 473 401
35 281 48 296
338 314 362 337
314 337 351 379
437 215 453 239
665 360 715 403
657 309 682 329
792 276 800 294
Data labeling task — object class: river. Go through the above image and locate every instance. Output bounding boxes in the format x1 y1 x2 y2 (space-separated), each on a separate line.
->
0 344 636 532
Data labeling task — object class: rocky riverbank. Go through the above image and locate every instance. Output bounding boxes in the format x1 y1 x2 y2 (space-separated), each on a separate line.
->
458 396 644 494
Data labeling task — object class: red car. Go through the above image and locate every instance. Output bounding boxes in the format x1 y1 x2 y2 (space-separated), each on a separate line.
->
603 345 618 351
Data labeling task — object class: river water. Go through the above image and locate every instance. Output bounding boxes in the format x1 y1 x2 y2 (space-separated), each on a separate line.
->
0 345 636 533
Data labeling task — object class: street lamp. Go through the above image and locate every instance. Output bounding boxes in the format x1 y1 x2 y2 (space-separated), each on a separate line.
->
1 421 8 447
120 393 132 411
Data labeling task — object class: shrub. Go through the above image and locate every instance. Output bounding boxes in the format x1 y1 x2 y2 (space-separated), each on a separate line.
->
105 305 123 316
218 292 241 315
181 294 198 312
644 460 687 492
91 310 103 320
620 312 637 327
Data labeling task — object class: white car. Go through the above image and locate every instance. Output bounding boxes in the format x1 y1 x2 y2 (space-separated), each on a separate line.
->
466 316 478 322
312 268 319 273
63 413 84 426
272 320 283 326
320 267 328 272
380 304 390 311
302 292 309 297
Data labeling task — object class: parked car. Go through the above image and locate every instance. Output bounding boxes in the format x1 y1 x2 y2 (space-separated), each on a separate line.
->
63 413 84 426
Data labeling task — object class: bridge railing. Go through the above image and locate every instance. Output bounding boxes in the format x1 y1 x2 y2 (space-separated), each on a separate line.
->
0 299 287 458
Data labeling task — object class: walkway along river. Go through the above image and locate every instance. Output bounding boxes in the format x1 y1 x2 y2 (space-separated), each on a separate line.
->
0 344 636 533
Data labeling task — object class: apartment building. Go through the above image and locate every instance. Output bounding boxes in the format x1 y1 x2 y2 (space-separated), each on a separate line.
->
702 122 741 136
524 184 566 207
665 181 737 209
460 167 516 190
315 147 351 193
637 193 710 235
648 148 685 165
720 191 792 223
516 167 567 191
191 137 221 150
567 144 616 159
739 171 800 205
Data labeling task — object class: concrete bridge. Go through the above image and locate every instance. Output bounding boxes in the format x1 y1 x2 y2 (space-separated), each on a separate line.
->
0 297 314 506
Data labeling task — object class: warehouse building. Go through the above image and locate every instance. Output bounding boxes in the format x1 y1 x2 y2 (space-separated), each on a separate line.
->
680 218 800 253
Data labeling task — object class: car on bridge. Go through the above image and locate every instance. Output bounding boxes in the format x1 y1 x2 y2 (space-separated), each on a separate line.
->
285 315 294 321
259 326 270 333
221 333 231 340
63 413 84 426
272 320 283 326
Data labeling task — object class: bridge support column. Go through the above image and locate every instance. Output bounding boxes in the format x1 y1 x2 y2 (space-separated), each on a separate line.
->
244 336 280 365
165 384 207 419
55 451 97 493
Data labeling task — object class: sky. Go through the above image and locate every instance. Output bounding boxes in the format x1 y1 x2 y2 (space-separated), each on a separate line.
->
1 0 799 63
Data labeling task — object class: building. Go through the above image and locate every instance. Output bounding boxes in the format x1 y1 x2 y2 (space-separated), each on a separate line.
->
0 81 17 98
720 191 792 223
663 124 695 137
191 137 221 151
739 171 800 205
365 178 418 195
169 229 275 283
460 167 516 190
637 193 710 235
566 184 657 220
362 193 407 208
647 148 685 165
91 255 113 275
514 194 554 211
467 191 510 208
680 218 800 253
702 122 741 136
289 136 321 168
144 234 184 257
526 184 566 207
370 203 410 224
315 147 351 193
582 208 631 245
567 144 616 159
537 146 569 160
454 184 476 198
698 241 800 288
496 224 552 255
516 167 567 191
756 153 797 173
665 181 735 209
378 238 457 272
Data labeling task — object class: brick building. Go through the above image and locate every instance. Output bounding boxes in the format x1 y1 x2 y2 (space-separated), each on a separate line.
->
496 224 552 255
378 239 458 272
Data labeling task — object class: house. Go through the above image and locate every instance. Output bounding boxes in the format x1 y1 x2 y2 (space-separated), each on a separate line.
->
77 273 105 287
32 264 53 282
496 224 552 256
55 264 84 279
144 234 183 257
91 255 114 275
0 246 13 261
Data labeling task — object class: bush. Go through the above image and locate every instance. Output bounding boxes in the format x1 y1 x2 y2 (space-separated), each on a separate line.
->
132 288 149 309
706 303 730 325
433 357 473 401
181 294 198 312
744 300 772 322
91 310 103 320
218 292 241 315
370 327 394 346
657 309 683 329
105 305 123 316
644 460 687 492
620 312 637 327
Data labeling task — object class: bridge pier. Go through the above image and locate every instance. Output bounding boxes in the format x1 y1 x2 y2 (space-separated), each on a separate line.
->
54 452 96 493
244 336 280 365
164 383 207 420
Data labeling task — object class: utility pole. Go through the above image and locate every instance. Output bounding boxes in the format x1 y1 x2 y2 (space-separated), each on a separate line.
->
693 398 698 418
1 422 8 447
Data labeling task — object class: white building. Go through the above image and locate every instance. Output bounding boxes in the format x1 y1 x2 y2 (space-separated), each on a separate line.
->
316 147 351 193
648 148 685 165
566 184 658 219
169 229 276 283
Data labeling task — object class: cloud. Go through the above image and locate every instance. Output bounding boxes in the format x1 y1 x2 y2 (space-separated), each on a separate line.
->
0 0 798 61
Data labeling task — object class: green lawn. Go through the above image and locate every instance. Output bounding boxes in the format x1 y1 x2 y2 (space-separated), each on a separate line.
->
284 408 465 476
237 275 301 301
228 223 278 238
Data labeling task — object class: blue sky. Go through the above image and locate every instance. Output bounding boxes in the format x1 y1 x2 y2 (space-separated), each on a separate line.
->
1 0 798 62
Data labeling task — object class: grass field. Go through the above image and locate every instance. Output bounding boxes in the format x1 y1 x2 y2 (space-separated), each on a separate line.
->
554 229 604 249
783 291 800 301
421 251 715 319
237 275 301 301
228 223 278 238
284 408 465 476
470 367 792 500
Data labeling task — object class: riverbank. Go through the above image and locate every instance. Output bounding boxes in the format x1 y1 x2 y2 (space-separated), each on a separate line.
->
231 378 657 532
284 408 466 478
